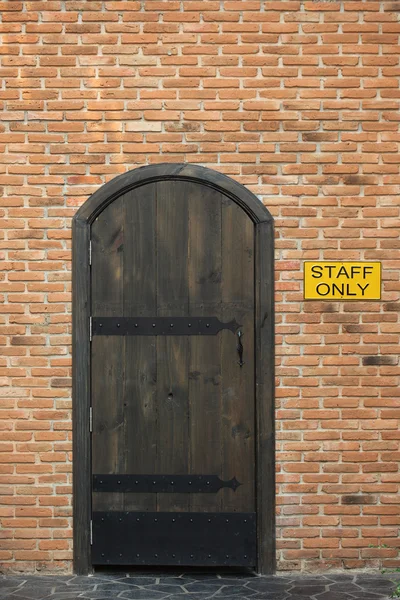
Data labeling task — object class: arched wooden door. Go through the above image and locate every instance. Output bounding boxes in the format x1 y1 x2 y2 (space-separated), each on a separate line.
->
73 164 275 574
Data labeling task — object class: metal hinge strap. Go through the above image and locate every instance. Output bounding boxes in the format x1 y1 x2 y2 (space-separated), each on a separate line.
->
91 316 240 337
90 520 93 545
92 474 241 494
89 240 92 266
89 406 93 433
89 316 92 342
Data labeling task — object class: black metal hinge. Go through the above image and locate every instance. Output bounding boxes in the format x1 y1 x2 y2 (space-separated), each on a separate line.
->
91 317 240 336
92 474 241 494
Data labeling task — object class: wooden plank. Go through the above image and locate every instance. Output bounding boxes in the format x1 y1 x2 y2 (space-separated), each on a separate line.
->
72 218 91 575
91 197 125 514
122 185 157 513
156 181 190 512
255 220 275 574
220 198 255 513
75 164 269 226
188 183 222 513
74 165 274 574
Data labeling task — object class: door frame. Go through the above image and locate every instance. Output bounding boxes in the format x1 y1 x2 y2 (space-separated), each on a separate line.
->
72 164 275 575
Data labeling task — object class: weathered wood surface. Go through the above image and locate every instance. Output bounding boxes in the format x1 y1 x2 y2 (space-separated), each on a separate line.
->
73 164 274 574
91 180 256 519
72 219 91 575
122 185 157 512
256 220 276 574
156 181 190 513
91 197 125 513
188 183 223 513
221 198 255 512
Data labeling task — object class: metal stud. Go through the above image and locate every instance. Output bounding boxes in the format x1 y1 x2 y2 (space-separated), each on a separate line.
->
154 518 158 522
136 553 140 557
99 323 103 327
206 323 210 327
135 323 138 327
172 554 176 558
154 553 158 558
152 323 156 327
170 323 174 327
101 553 105 557
117 323 120 327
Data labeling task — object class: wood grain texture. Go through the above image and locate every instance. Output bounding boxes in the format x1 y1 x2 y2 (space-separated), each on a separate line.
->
188 182 223 513
91 197 125 513
156 181 189 512
72 219 91 575
221 198 255 512
75 164 270 226
255 220 275 574
122 185 157 512
73 164 274 574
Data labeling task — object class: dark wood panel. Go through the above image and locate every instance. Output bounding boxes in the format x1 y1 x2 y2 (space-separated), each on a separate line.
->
122 185 157 512
72 219 91 574
256 220 275 574
91 198 125 513
156 181 190 512
76 164 269 225
221 198 255 512
188 183 223 513
73 164 275 574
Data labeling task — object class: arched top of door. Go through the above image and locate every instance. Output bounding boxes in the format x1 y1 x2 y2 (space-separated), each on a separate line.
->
73 163 272 226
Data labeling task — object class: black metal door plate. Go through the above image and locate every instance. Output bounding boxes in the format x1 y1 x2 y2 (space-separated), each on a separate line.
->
92 511 256 566
93 474 241 493
91 316 240 336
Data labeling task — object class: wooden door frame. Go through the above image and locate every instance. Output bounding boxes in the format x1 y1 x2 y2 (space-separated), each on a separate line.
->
72 163 275 575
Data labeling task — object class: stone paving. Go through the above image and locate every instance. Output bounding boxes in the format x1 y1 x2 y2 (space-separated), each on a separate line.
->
0 571 398 600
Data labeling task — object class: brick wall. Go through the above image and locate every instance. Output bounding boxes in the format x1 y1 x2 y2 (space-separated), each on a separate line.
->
1 0 400 574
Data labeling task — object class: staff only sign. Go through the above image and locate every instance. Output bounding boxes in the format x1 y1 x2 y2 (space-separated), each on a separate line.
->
304 262 381 300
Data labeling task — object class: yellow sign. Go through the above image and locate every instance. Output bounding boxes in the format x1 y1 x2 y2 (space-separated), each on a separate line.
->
304 262 381 300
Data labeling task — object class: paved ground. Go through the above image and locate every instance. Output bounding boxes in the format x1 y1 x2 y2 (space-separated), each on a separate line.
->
0 571 398 600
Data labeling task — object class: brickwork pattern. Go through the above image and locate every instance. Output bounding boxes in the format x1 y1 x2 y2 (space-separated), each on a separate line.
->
1 0 400 574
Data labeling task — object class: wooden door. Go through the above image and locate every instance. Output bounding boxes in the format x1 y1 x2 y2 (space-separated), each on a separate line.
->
73 163 275 575
90 180 256 566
